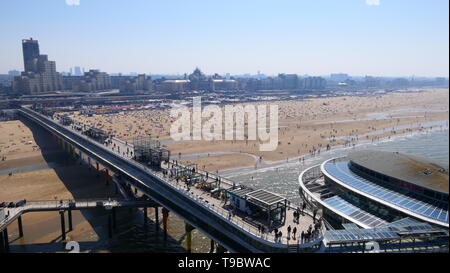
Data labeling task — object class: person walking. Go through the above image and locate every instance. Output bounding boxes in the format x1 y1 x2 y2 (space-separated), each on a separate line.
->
292 226 297 240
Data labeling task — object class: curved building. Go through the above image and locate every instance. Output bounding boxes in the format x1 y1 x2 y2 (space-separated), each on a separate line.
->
299 150 449 229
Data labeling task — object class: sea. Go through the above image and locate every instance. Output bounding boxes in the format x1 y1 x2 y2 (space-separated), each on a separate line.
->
223 127 449 205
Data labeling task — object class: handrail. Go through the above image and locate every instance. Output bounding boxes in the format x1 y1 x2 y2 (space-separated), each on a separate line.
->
18 107 324 250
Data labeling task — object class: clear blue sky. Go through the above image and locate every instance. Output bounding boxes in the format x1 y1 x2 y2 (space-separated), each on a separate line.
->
0 0 448 77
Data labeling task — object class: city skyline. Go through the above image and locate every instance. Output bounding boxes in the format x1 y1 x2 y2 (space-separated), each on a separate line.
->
0 0 449 77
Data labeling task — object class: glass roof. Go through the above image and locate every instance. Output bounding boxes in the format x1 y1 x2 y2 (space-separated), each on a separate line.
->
324 160 449 225
323 195 387 228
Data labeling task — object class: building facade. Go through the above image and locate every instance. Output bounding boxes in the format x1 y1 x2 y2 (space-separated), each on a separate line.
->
13 38 63 94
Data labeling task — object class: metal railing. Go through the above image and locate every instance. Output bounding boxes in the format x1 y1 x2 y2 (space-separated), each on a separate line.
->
20 107 324 250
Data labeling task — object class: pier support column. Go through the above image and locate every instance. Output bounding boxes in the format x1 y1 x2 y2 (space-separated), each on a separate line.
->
185 223 195 253
87 157 92 170
96 162 99 171
59 210 66 241
162 208 169 239
112 208 117 230
143 207 148 225
154 207 159 232
210 239 215 253
18 215 24 237
104 169 110 186
68 209 73 231
2 228 9 253
0 231 5 253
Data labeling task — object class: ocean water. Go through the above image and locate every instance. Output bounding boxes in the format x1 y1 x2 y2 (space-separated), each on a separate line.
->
224 128 449 205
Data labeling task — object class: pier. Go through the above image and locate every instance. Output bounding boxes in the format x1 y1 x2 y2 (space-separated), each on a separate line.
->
0 198 156 253
16 106 323 253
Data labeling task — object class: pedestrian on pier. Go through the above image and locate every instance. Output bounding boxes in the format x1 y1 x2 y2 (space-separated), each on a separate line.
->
292 227 297 240
258 224 261 234
287 225 291 239
301 231 305 243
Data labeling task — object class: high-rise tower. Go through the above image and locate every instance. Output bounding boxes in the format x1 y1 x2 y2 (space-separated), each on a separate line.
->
22 38 40 72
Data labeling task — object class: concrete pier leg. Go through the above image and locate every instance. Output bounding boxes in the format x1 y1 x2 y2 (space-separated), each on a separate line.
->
186 231 192 253
88 157 92 170
162 208 169 240
210 239 215 253
96 162 99 171
2 229 9 253
104 169 110 186
68 209 73 231
185 223 194 253
18 215 24 237
154 207 159 232
59 210 66 241
143 207 148 225
0 231 5 253
108 214 113 238
112 208 117 230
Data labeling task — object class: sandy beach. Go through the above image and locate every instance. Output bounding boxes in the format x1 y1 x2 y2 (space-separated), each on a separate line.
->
0 88 448 252
68 88 449 172
0 119 212 253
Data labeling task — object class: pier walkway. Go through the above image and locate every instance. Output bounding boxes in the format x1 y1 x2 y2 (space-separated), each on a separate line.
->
0 198 155 232
17 106 323 252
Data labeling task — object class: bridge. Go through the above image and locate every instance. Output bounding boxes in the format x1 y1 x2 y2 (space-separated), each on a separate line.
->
16 106 323 253
0 198 156 252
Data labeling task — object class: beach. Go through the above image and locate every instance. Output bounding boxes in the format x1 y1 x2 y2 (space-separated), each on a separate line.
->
0 119 212 253
68 88 449 172
1 87 448 252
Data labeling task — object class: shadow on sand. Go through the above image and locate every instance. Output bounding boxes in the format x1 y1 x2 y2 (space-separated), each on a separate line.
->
14 116 186 253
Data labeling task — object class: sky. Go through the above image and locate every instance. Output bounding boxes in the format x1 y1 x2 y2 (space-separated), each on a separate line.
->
0 0 448 77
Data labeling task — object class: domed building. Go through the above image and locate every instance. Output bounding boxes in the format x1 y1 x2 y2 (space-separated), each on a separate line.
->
299 150 449 229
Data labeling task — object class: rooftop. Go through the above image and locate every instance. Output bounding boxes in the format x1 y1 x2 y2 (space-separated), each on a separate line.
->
246 189 286 207
348 150 449 194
